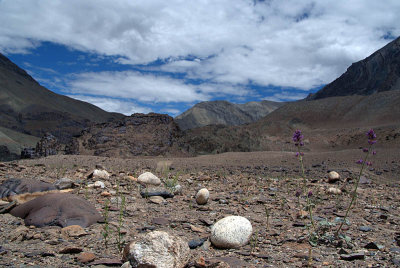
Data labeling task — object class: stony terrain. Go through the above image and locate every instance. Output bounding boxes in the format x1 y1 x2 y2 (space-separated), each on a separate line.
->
0 146 399 267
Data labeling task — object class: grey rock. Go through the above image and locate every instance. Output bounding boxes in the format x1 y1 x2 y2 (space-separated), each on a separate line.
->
359 226 373 232
188 237 207 249
54 178 74 190
123 231 190 268
140 187 174 198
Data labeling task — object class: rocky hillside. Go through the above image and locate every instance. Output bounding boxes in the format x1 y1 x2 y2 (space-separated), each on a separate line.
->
184 90 400 154
309 36 400 100
175 100 284 130
68 113 189 158
0 53 123 159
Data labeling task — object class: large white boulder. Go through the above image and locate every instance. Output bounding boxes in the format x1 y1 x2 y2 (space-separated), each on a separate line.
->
138 172 161 186
123 231 190 268
210 216 252 249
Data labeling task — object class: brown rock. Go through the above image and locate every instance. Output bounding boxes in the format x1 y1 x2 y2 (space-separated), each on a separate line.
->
77 252 96 263
59 246 83 254
10 193 102 228
61 225 87 238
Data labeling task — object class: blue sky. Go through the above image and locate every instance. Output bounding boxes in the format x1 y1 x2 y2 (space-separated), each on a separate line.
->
1 1 399 116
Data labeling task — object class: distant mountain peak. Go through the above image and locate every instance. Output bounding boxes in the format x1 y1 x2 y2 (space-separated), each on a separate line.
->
175 100 285 130
309 36 400 100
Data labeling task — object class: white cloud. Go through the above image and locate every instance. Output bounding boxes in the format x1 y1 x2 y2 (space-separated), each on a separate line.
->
66 71 210 103
264 92 309 102
1 0 399 94
66 71 253 103
67 95 151 115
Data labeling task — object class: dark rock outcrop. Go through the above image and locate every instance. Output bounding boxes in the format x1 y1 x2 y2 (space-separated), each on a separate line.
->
175 100 284 130
35 133 61 157
68 113 189 157
309 37 400 100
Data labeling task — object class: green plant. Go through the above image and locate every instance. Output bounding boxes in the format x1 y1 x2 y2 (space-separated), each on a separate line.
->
250 231 259 253
336 129 377 236
116 193 126 252
165 171 180 192
264 205 270 231
102 199 111 248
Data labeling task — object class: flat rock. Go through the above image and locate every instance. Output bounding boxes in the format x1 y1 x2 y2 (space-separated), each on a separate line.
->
10 193 102 227
340 252 365 261
140 187 174 198
54 178 74 190
61 225 87 237
77 252 96 263
59 246 83 254
123 231 190 268
210 216 252 249
149 196 165 204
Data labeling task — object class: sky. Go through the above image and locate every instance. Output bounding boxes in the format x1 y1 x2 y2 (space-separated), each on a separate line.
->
1 0 399 116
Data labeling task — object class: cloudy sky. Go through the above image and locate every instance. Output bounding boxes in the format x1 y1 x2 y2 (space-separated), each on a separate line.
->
1 0 399 116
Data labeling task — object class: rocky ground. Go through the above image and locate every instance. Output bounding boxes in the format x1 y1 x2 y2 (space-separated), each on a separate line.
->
0 147 399 267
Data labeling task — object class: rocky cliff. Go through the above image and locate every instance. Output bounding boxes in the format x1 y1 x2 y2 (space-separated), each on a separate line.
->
309 36 400 100
68 113 189 157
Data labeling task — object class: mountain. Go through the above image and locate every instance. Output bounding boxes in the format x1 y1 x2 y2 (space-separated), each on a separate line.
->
175 100 285 130
309 36 400 100
0 53 123 159
183 38 400 154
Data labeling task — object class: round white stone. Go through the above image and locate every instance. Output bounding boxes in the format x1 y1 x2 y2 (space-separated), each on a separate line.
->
210 216 252 249
138 172 161 186
195 188 209 205
328 171 340 180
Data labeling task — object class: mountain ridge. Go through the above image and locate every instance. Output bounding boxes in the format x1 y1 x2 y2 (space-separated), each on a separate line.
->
175 100 285 130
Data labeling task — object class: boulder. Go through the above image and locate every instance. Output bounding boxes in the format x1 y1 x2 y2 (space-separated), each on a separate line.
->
123 231 190 268
138 172 161 186
195 188 209 205
0 178 57 203
10 193 102 227
210 216 252 249
91 169 110 180
328 171 340 183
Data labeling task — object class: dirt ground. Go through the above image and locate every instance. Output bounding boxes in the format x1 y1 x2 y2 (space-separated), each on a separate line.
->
0 147 399 267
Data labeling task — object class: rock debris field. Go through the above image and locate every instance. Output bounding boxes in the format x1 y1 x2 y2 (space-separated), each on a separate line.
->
0 148 399 267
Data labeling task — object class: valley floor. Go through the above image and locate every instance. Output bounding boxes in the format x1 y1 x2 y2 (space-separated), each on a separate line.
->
0 148 399 267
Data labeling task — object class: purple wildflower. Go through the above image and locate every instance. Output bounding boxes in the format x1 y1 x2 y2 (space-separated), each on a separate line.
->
362 148 369 153
372 151 377 155
367 129 377 140
292 130 304 145
308 191 313 198
356 159 363 164
367 129 377 145
366 161 372 166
